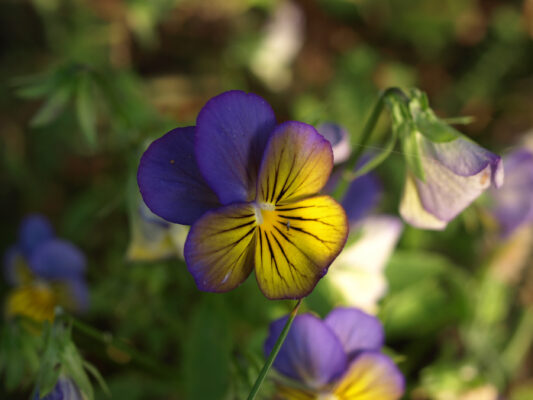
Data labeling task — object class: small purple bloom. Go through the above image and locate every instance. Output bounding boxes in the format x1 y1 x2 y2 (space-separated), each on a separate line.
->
3 214 89 322
264 307 404 399
33 377 83 400
138 91 348 299
398 91 503 230
490 149 533 236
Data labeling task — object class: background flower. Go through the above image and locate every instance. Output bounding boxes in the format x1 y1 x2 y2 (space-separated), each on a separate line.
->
264 307 404 399
3 215 88 322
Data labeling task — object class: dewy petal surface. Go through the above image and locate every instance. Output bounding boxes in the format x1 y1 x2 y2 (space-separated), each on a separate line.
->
138 127 220 225
257 121 333 205
255 195 348 299
196 91 276 204
184 203 257 293
333 353 404 400
265 314 347 388
325 308 384 358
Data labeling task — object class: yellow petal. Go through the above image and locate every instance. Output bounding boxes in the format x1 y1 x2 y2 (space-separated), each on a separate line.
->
255 195 348 299
5 284 56 323
257 122 333 205
333 353 404 400
185 203 257 292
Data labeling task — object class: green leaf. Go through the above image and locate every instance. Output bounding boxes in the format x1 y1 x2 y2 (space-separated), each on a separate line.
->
61 341 94 400
83 361 111 397
30 85 73 127
183 297 232 400
76 73 98 148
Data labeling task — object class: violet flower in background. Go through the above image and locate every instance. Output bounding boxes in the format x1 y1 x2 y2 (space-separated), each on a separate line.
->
490 149 533 237
138 90 348 299
264 307 404 399
3 214 88 322
33 377 84 400
397 89 504 230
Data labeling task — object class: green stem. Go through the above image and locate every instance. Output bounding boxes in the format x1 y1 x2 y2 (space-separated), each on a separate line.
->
68 315 173 378
247 299 302 400
502 308 533 374
332 87 408 202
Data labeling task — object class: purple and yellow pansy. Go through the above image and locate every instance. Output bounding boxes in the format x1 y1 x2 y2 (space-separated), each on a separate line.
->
3 215 88 323
265 307 404 399
138 91 348 299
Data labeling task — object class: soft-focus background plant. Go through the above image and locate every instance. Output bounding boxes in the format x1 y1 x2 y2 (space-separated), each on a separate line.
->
1 0 533 399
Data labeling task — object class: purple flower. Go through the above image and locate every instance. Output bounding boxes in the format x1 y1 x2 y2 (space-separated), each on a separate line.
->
138 91 348 299
3 214 88 322
264 307 404 399
33 377 83 400
490 149 533 236
398 90 503 230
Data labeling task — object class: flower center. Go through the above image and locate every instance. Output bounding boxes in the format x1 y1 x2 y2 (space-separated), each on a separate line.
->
253 202 276 226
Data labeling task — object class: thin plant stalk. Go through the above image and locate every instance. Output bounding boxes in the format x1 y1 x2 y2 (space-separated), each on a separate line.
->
247 299 302 400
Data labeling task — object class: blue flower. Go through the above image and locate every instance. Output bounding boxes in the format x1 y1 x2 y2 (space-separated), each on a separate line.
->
265 307 404 399
33 377 83 400
138 91 348 299
490 149 533 236
3 214 88 322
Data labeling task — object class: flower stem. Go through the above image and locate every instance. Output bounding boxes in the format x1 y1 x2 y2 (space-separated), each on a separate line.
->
332 87 408 202
67 314 173 378
246 299 302 400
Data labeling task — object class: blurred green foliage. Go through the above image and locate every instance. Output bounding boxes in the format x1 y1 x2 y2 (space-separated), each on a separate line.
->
1 0 533 399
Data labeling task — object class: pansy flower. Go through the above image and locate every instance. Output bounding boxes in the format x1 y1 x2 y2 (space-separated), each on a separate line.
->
397 89 504 230
138 91 348 299
3 215 88 322
265 307 404 399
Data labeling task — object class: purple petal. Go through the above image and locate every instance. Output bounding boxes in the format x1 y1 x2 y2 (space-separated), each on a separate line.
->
196 91 276 204
422 136 504 186
35 377 84 400
264 313 347 388
18 214 54 257
29 239 86 281
138 127 220 225
325 308 384 358
341 172 382 225
491 149 533 236
333 352 404 399
317 123 351 164
414 134 504 221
